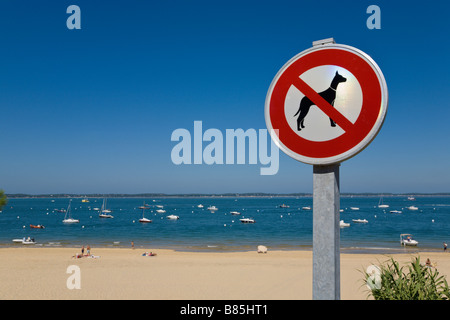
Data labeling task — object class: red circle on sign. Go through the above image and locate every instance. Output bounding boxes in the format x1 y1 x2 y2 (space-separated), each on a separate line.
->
266 45 386 164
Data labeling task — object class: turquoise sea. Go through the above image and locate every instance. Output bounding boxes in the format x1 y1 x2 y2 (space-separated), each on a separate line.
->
1 196 449 253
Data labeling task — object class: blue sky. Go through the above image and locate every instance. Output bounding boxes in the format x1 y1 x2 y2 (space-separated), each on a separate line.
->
0 0 449 194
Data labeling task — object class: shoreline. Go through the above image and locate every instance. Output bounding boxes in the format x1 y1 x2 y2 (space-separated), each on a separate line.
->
1 246 449 300
1 242 446 255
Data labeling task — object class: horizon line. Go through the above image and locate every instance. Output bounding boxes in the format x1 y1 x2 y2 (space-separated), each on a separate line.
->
4 192 450 198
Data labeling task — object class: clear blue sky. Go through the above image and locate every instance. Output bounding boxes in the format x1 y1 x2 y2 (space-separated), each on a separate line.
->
0 0 449 194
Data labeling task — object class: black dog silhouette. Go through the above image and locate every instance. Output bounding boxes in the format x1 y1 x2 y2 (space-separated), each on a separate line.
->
294 71 347 131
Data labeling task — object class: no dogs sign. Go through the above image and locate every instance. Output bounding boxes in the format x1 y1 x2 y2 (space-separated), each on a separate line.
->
265 41 388 165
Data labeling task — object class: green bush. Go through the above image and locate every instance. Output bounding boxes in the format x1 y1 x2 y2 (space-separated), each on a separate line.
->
363 256 450 300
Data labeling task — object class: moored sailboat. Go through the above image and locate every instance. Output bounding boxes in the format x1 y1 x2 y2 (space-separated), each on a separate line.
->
62 200 80 223
99 198 114 218
138 201 152 223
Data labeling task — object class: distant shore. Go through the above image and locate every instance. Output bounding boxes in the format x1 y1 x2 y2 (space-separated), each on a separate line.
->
5 193 450 199
1 247 449 300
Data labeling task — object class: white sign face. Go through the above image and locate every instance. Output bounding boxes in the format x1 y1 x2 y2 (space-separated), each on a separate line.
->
265 43 388 165
284 65 363 142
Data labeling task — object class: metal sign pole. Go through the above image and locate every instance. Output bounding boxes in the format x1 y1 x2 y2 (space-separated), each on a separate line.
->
312 164 340 300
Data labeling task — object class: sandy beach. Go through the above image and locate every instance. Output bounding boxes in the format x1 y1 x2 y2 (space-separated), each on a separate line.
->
0 247 449 300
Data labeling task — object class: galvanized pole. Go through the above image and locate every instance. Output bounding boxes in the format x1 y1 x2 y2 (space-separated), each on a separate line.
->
312 164 340 300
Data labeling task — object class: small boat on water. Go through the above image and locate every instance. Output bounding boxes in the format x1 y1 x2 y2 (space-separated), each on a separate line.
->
166 215 179 220
197 204 204 208
339 220 350 228
139 217 152 223
138 203 151 209
407 206 418 211
240 218 255 223
230 211 241 215
207 206 218 211
352 219 368 223
156 209 166 213
63 200 80 223
390 210 402 214
139 202 152 223
350 207 360 211
12 237 36 245
30 224 45 229
378 196 389 208
99 198 114 218
279 204 289 208
302 206 311 210
400 234 418 246
99 212 113 218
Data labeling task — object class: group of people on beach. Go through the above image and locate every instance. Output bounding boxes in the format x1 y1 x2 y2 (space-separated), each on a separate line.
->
72 245 92 259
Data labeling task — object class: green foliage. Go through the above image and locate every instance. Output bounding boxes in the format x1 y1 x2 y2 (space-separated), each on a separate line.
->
363 256 450 300
0 189 7 211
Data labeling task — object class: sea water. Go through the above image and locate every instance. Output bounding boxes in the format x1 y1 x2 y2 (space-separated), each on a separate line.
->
0 196 449 253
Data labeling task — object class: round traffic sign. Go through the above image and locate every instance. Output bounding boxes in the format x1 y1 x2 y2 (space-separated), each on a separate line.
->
265 43 388 165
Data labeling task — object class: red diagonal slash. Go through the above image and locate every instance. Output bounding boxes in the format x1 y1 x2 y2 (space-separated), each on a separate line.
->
292 77 354 133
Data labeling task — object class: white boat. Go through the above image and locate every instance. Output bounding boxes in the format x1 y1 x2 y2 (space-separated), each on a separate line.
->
350 207 360 211
230 211 241 215
302 206 311 210
407 206 418 211
340 220 350 228
139 217 152 223
99 212 114 218
390 210 402 214
197 204 204 208
166 215 179 220
207 206 218 211
12 237 36 245
156 205 164 208
407 196 416 201
156 209 166 213
400 234 418 246
240 218 255 223
99 198 114 218
279 204 289 208
352 219 368 223
378 196 389 208
22 238 36 245
62 200 80 223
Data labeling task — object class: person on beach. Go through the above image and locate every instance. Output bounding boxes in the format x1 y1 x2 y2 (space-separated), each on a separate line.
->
444 242 447 252
81 245 85 256
87 245 90 255
131 241 134 249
